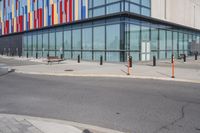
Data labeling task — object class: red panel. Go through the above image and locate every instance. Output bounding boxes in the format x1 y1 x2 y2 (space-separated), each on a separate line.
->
34 11 36 28
52 4 54 25
28 13 30 30
37 9 39 28
39 9 43 28
60 1 63 24
19 16 23 32
66 0 68 22
69 0 72 22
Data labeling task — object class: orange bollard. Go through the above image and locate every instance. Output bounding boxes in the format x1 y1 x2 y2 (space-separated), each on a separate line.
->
171 55 175 78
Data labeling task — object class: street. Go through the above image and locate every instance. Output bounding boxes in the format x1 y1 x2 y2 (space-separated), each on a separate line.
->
0 73 200 133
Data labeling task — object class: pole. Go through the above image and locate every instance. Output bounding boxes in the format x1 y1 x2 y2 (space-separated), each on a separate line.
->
171 54 175 78
127 56 130 75
78 55 80 63
153 56 156 66
100 56 103 65
183 54 186 62
195 53 198 60
129 56 132 68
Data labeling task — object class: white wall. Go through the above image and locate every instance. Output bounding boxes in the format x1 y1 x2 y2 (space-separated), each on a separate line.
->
151 0 200 30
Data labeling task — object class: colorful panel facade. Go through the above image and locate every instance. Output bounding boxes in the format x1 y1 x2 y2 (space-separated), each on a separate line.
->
0 0 88 35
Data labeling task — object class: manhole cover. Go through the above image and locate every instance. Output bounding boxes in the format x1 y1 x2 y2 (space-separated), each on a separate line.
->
196 128 200 131
64 69 74 72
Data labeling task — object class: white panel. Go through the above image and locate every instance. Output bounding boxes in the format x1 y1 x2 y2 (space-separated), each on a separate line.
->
151 0 200 30
142 42 146 53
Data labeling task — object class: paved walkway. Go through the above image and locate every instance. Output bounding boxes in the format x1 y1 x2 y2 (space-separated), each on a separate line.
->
0 114 82 133
1 55 200 83
0 114 123 133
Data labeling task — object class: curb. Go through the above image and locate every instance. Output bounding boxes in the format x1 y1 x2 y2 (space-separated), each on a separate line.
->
14 70 200 84
0 114 124 133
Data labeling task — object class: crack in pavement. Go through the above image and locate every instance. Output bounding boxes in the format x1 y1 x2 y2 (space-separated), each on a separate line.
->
153 103 189 133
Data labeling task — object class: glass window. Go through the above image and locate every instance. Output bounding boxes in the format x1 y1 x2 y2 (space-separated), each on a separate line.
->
64 30 71 50
33 34 37 51
28 35 32 51
106 24 120 62
64 30 72 59
56 30 63 57
166 31 172 50
183 34 188 51
82 28 92 50
93 7 105 17
22 35 27 56
159 30 166 59
38 33 42 50
130 0 140 4
93 26 105 50
49 32 55 51
159 30 166 50
42 32 49 57
23 35 27 50
173 32 178 51
106 24 120 50
151 28 158 50
89 0 93 8
56 31 63 50
82 52 92 60
106 3 120 14
141 0 151 7
106 52 120 62
130 4 140 14
93 0 105 7
178 33 183 51
32 34 37 57
141 7 150 16
130 24 140 51
72 29 81 50
141 25 150 42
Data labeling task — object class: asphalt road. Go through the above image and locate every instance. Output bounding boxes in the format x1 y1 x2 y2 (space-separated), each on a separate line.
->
0 73 200 133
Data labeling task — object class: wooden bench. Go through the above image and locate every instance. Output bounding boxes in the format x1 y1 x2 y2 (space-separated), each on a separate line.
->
47 56 64 64
178 54 185 60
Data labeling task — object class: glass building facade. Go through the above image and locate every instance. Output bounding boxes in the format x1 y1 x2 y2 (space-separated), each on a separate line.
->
0 0 200 62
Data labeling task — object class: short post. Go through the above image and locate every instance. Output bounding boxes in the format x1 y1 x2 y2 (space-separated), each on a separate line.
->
78 55 80 63
127 56 131 75
153 56 156 67
195 53 198 60
60 54 63 60
36 53 38 59
183 54 186 62
100 56 103 65
171 54 175 78
129 56 132 68
171 54 174 63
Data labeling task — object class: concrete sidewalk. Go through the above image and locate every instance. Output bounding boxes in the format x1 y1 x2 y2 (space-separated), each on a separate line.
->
0 114 123 133
1 55 200 83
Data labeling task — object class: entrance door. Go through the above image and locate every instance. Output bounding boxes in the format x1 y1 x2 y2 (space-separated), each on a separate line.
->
141 42 151 61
